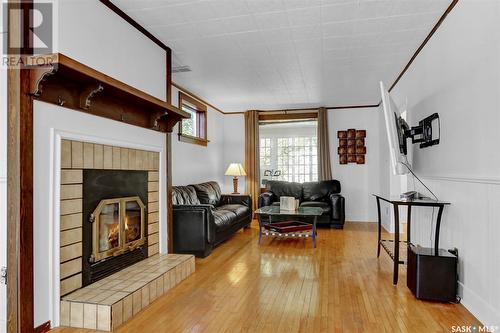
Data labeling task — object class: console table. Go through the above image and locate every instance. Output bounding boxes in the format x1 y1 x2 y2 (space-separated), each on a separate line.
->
373 194 450 285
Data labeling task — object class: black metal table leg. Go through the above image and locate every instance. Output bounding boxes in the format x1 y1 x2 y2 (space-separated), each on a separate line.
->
258 214 263 244
312 216 317 248
407 205 412 245
376 197 382 258
393 204 400 285
434 205 444 256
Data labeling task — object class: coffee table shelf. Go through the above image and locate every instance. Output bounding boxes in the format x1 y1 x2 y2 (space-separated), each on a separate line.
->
255 206 323 248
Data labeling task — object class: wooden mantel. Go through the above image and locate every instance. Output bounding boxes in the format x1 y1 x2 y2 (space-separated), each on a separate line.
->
27 53 189 132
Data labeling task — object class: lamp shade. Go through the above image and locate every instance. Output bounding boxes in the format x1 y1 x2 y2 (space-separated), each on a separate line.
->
225 163 247 177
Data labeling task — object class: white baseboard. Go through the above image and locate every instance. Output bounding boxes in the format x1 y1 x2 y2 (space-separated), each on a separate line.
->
345 220 377 223
459 281 500 326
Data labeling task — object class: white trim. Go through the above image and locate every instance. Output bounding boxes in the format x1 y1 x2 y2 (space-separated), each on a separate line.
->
50 130 166 327
33 101 168 327
459 281 500 326
345 220 377 223
420 175 500 185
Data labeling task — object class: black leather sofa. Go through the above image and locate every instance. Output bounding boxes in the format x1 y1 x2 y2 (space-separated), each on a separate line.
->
258 180 345 229
172 181 252 257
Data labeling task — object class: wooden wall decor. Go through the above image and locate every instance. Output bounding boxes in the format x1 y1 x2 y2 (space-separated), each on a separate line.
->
338 129 366 164
26 53 190 133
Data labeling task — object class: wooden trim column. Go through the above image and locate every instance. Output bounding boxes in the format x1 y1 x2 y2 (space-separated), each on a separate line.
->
7 1 34 332
166 49 172 104
165 46 173 253
6 58 21 333
166 133 173 253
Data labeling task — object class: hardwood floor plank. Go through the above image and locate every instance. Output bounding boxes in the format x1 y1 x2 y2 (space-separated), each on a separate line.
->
51 222 480 333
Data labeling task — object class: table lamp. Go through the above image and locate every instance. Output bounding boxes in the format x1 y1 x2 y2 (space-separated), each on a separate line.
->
225 163 247 194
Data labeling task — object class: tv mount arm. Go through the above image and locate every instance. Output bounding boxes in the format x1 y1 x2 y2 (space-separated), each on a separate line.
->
404 113 440 149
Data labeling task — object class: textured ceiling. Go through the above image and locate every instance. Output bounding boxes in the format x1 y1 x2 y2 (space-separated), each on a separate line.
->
113 0 451 112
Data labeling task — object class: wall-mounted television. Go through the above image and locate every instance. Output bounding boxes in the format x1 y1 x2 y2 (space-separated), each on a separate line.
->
380 81 441 176
380 82 410 175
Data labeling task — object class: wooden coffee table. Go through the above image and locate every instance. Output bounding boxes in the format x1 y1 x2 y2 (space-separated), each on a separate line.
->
254 206 323 248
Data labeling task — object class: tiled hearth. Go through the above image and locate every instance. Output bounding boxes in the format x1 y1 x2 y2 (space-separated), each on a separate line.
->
60 254 195 330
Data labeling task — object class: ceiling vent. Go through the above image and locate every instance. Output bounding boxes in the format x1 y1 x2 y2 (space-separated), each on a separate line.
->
172 65 192 73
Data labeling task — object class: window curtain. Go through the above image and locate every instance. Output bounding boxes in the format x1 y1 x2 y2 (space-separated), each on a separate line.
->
318 107 332 180
244 110 260 213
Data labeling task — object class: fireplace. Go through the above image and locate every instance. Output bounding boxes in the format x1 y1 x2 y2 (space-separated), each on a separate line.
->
82 169 148 286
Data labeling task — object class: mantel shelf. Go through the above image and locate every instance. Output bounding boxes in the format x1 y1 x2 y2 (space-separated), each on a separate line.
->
27 53 189 133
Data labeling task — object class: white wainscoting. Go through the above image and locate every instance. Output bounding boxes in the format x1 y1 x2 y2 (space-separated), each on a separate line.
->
0 176 6 333
410 176 500 326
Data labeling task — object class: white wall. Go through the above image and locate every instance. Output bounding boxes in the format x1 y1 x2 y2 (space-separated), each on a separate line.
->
33 101 168 327
0 60 7 333
223 115 246 193
55 0 166 100
171 86 227 189
30 0 170 327
0 2 7 328
390 0 500 325
217 109 386 217
328 108 382 222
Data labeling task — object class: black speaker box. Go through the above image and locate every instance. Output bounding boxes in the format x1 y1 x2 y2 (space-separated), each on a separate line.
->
407 244 457 302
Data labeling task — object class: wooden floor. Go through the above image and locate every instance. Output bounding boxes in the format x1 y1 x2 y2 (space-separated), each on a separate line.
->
52 222 480 333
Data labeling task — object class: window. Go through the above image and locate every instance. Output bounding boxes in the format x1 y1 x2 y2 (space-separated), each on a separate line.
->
259 120 318 185
178 92 208 146
260 138 272 168
181 106 197 137
276 136 318 183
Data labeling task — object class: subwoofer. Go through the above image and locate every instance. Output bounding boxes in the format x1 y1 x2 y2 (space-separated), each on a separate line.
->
407 244 458 302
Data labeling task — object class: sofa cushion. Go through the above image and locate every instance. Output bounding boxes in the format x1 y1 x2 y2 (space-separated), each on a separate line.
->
302 180 341 201
300 201 331 214
218 204 250 220
266 180 302 200
213 208 237 231
192 181 222 206
172 185 200 205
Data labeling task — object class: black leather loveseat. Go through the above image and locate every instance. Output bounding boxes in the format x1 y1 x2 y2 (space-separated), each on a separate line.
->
258 180 345 229
172 181 252 257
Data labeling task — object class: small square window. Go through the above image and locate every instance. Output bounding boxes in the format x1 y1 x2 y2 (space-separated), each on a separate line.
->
178 92 208 146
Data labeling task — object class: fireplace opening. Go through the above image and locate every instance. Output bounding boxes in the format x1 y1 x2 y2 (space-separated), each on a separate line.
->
91 197 146 263
83 170 148 286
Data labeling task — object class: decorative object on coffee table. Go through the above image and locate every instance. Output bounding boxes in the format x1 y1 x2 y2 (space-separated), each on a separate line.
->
225 163 247 194
279 196 298 211
338 129 367 164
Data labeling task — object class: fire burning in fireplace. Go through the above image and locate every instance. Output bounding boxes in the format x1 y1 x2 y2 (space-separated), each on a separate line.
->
91 197 146 263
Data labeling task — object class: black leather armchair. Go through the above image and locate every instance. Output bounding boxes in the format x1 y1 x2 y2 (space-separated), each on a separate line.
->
258 180 345 228
172 182 252 257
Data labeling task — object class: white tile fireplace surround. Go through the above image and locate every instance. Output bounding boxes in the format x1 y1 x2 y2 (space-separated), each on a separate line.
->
33 101 169 328
58 139 161 296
